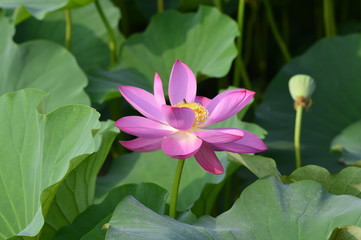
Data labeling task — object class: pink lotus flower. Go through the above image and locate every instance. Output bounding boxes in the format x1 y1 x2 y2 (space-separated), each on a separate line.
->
115 60 267 174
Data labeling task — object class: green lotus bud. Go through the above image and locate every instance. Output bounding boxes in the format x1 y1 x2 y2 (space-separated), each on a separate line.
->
288 74 316 101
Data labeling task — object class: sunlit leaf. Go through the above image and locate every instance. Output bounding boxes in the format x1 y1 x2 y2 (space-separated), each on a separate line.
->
288 165 361 197
0 16 90 111
0 89 100 239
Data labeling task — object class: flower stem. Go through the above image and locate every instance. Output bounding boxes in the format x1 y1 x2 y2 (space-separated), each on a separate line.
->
65 8 72 50
169 159 185 219
263 0 291 63
233 0 252 89
157 0 164 13
323 0 336 36
294 104 303 168
95 0 117 66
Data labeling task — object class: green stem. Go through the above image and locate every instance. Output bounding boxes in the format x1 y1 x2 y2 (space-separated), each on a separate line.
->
323 0 336 36
169 159 185 219
294 104 303 169
65 8 72 50
263 0 291 63
233 0 252 89
95 0 117 66
157 0 164 13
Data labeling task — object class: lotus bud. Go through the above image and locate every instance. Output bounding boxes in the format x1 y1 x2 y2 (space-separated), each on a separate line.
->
288 74 316 110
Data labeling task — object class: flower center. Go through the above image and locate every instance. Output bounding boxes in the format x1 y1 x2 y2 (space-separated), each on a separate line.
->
175 102 208 127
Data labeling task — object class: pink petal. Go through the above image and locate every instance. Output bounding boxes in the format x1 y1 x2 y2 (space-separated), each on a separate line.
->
120 137 162 152
154 73 166 105
194 96 211 107
194 128 244 143
119 86 164 122
211 130 267 153
115 116 175 138
161 132 202 159
168 60 197 105
203 89 255 127
162 105 195 130
194 142 224 174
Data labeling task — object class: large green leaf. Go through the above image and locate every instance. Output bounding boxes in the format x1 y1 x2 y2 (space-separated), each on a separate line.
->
255 34 361 174
105 177 361 240
331 120 361 165
120 5 239 89
0 16 90 111
53 183 167 240
15 0 123 70
288 165 361 197
40 121 119 240
0 89 101 239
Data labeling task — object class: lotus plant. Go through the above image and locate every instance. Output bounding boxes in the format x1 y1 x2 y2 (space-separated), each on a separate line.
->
115 60 267 217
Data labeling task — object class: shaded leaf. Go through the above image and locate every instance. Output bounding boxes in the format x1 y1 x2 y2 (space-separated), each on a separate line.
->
190 160 239 217
95 151 231 211
86 67 152 104
54 183 167 240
